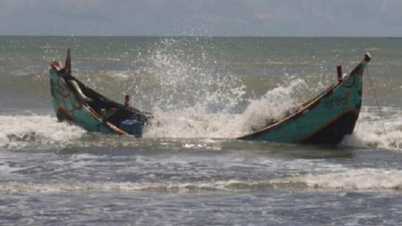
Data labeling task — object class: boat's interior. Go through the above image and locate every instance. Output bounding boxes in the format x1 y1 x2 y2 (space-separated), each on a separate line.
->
51 51 149 128
250 73 343 132
61 72 149 127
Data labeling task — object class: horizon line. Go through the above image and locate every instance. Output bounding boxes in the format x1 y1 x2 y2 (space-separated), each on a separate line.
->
0 35 401 38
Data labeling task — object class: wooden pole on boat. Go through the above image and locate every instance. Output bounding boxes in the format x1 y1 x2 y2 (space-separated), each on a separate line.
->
364 53 371 63
124 95 130 107
337 65 342 81
100 109 106 120
65 48 71 76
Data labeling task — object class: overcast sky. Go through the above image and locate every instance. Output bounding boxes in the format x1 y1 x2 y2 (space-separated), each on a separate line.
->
0 0 401 37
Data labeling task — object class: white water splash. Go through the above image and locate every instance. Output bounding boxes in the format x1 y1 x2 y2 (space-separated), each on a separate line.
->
0 115 85 149
133 38 246 112
277 169 402 190
0 180 249 193
144 79 307 138
3 101 402 152
341 106 402 150
239 79 306 133
144 108 242 138
4 168 402 193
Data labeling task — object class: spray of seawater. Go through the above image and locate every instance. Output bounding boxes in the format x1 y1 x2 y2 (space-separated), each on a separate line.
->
239 79 307 133
5 38 402 151
119 38 309 138
134 38 246 112
342 106 402 150
0 115 85 149
3 168 402 192
276 168 402 190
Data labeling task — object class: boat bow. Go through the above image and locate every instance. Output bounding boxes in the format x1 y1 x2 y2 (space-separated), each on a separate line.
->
49 49 151 138
237 53 371 145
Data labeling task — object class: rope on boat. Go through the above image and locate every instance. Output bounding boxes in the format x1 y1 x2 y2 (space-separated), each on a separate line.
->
366 66 393 146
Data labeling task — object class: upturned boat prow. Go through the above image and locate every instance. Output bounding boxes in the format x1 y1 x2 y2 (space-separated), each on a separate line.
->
237 53 371 145
49 48 152 138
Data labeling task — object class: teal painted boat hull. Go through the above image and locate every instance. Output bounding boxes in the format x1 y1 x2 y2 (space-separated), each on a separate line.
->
237 54 371 145
49 50 151 137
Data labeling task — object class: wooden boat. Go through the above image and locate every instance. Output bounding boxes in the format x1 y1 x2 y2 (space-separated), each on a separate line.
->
49 49 151 137
237 53 371 145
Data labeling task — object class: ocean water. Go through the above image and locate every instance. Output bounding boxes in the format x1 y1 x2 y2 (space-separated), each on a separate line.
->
1 36 402 225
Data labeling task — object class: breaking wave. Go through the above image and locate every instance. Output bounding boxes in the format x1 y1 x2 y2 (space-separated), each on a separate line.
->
2 38 402 151
2 106 402 151
0 115 85 149
275 169 402 190
3 168 402 193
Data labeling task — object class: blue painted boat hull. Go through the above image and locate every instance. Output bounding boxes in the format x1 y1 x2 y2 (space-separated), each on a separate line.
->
49 50 150 137
237 54 371 145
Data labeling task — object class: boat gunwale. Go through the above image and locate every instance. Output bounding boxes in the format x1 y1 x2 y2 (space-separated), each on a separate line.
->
236 59 368 140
